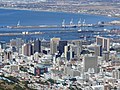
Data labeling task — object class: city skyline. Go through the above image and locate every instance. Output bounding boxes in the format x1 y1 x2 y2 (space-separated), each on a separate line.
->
0 0 120 90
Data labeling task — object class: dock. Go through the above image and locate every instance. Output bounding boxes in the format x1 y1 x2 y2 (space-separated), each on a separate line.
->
0 32 43 36
0 20 119 29
4 24 103 29
0 29 108 37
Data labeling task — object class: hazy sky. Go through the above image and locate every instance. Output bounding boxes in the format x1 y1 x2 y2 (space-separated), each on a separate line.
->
0 0 46 2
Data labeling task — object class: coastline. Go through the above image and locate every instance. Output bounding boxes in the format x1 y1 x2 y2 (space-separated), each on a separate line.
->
0 7 119 19
0 6 120 42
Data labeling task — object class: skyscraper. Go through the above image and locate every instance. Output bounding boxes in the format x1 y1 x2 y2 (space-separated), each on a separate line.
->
71 40 82 56
4 48 12 61
10 38 24 53
34 39 41 53
58 40 67 55
83 55 98 73
10 38 24 48
22 43 33 56
96 36 110 51
64 44 74 61
112 69 120 79
102 51 109 61
87 44 102 56
0 41 6 49
50 38 60 55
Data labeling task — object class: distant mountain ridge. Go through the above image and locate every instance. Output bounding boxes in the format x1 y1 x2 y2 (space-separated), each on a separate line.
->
0 0 120 3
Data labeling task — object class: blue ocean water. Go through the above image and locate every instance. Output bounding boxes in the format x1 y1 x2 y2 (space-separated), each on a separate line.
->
0 8 119 42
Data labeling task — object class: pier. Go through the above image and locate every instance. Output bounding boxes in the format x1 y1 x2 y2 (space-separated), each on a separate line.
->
0 20 119 29
3 24 105 29
0 29 108 37
0 32 43 36
4 23 119 29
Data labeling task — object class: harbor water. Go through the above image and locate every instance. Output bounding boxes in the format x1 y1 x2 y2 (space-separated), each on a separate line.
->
0 8 120 42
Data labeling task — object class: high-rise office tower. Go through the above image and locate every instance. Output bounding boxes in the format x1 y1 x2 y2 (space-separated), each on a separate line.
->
96 36 110 51
10 39 16 47
67 51 74 61
22 43 33 56
58 40 67 55
50 38 60 55
64 44 74 61
4 48 12 61
102 51 109 61
34 39 41 53
0 56 2 66
112 69 120 79
72 40 82 56
64 45 70 59
34 52 39 62
10 38 24 53
83 55 98 73
10 38 24 48
88 44 102 56
0 41 6 49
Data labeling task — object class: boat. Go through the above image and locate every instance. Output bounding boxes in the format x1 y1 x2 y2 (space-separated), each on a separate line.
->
79 35 84 38
77 29 94 33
